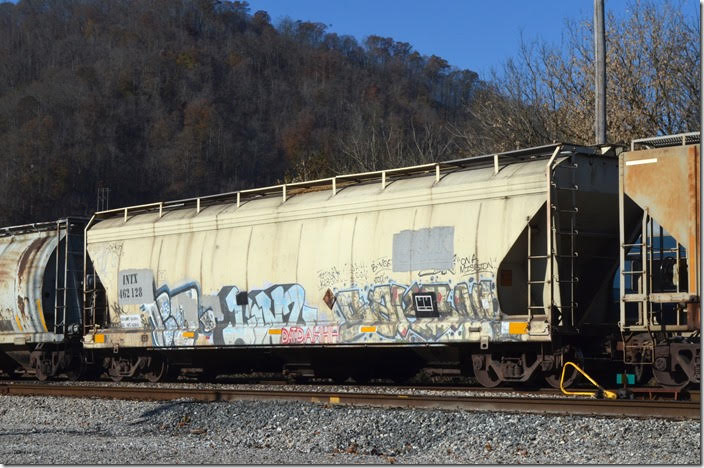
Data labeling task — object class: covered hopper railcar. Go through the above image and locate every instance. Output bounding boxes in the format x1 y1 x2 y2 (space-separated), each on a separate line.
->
0 218 87 380
80 143 635 386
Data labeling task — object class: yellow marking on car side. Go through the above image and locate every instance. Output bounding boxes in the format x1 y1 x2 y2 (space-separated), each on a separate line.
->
36 299 48 332
508 322 528 334
94 333 105 343
360 326 377 333
268 329 282 335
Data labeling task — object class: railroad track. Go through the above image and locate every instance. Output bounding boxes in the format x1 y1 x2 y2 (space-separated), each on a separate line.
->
0 382 698 419
395 385 700 401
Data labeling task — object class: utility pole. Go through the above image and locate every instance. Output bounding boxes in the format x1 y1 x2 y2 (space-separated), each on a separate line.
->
594 0 606 145
699 0 703 310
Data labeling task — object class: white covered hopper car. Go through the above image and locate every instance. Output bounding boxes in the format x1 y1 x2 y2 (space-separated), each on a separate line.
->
80 143 632 386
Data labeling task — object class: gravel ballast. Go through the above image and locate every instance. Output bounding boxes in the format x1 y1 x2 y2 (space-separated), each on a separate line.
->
0 395 699 464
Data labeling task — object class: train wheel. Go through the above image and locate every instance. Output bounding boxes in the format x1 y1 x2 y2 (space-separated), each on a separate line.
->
653 368 689 389
143 356 167 383
544 366 577 389
474 367 502 387
35 364 49 382
107 358 125 382
544 347 582 389
472 355 502 388
34 354 52 381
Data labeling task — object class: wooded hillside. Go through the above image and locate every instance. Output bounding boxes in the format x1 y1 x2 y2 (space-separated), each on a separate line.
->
0 0 484 224
0 0 697 225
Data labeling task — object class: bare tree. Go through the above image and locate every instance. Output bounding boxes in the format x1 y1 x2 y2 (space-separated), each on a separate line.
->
462 0 698 152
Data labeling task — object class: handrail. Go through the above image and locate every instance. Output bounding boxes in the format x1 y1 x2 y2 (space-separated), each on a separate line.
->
630 131 700 151
93 142 596 222
0 217 89 237
95 201 164 221
560 361 618 399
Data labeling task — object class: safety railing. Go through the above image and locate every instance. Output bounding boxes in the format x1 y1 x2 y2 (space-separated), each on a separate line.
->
93 143 596 222
0 217 88 238
630 131 700 151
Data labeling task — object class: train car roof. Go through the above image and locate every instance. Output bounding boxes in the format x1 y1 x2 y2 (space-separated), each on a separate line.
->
90 142 616 226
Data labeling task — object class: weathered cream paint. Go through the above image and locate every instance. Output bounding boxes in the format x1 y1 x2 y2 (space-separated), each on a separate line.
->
86 157 582 349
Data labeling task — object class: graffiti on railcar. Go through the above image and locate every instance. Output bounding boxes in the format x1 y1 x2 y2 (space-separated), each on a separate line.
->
331 276 500 342
317 254 496 289
91 241 123 274
132 281 323 347
280 325 339 344
111 247 520 347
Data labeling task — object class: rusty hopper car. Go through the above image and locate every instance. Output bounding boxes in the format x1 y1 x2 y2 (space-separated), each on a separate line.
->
617 134 701 388
81 143 634 386
0 218 86 380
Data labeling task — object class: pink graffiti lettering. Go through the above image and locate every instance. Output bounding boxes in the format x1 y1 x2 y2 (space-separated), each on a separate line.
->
280 326 339 344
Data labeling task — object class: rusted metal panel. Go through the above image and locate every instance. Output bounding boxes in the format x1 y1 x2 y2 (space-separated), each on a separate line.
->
86 151 619 350
622 145 699 294
687 302 700 329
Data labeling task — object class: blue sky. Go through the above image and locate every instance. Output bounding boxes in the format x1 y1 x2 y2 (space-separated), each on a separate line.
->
249 0 700 78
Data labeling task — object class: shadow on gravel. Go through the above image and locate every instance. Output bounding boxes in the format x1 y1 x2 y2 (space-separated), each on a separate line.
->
132 401 202 424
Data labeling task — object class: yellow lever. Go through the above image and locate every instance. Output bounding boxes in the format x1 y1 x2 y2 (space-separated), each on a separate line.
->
560 361 618 399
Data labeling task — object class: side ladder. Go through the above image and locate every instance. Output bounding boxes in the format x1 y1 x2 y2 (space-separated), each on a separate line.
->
53 219 85 336
527 153 579 328
550 153 579 329
82 223 107 334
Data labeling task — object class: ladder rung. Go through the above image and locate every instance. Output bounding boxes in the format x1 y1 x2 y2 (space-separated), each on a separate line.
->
623 293 647 302
528 255 549 259
622 270 644 275
527 280 549 284
527 305 546 309
623 243 644 247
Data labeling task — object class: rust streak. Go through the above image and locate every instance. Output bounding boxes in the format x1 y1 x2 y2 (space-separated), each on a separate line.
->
17 236 50 290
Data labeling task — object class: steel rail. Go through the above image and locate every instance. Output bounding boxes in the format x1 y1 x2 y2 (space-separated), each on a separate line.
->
0 383 698 419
